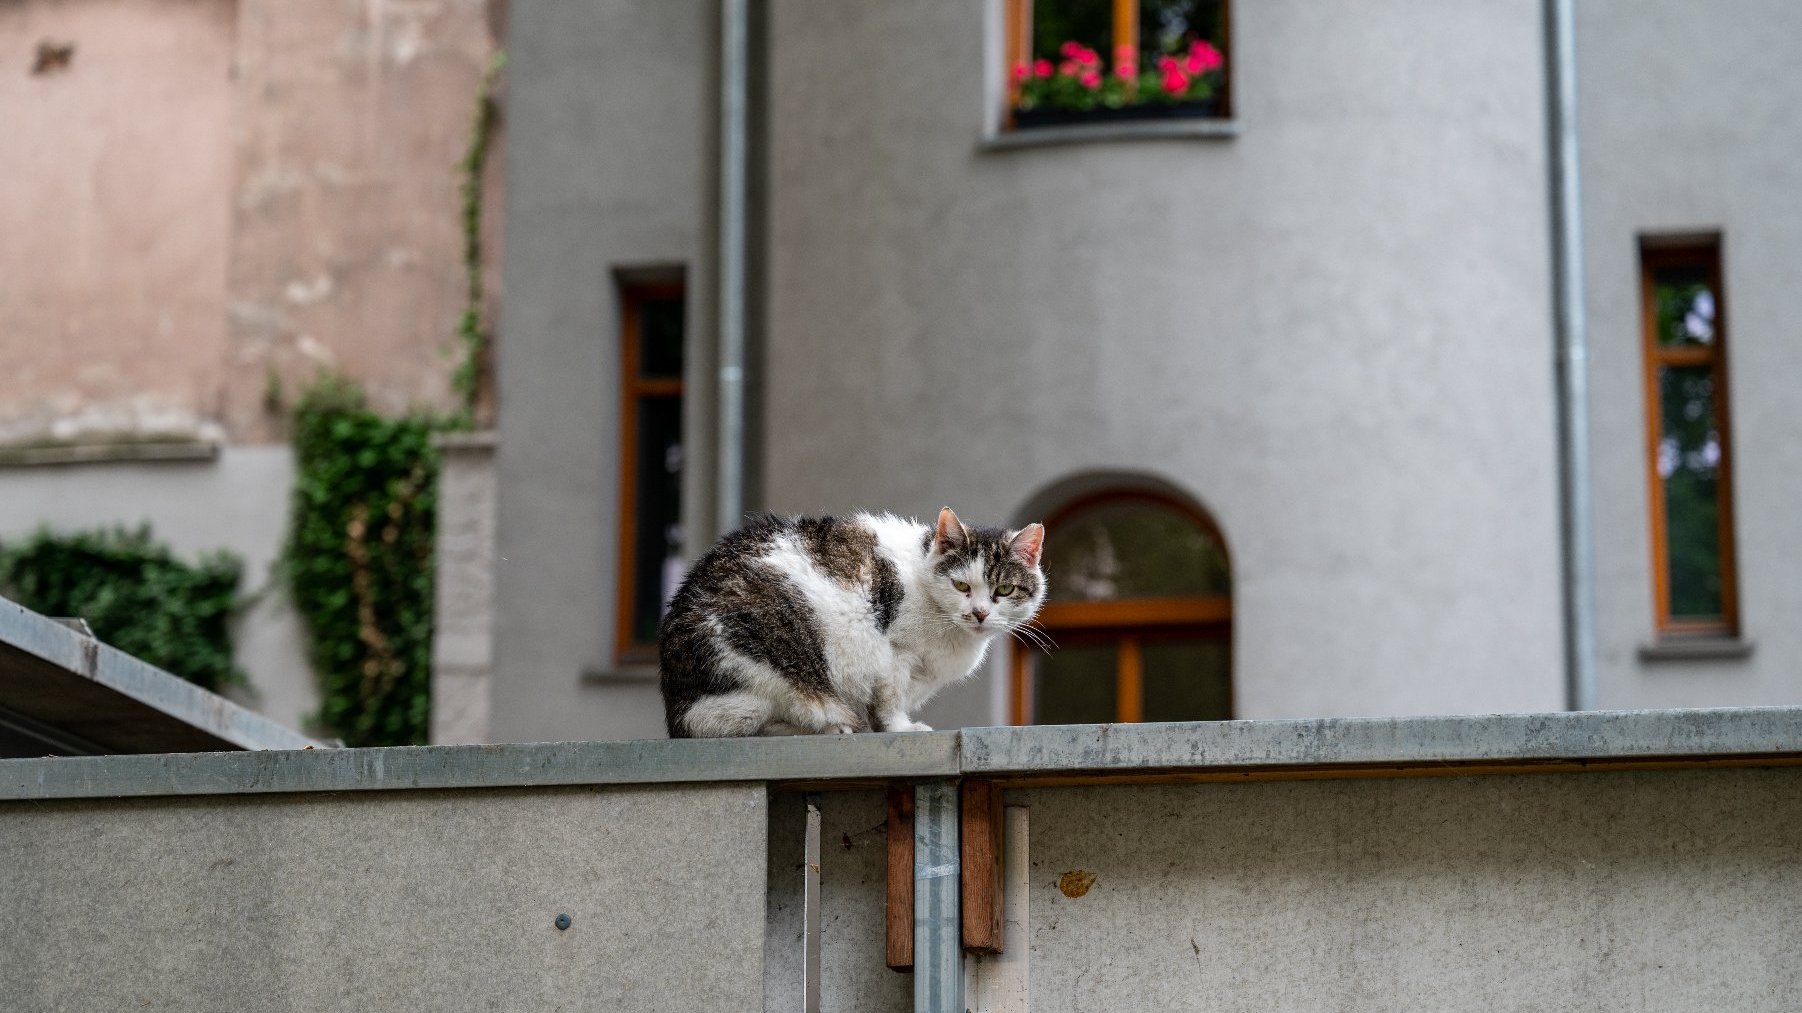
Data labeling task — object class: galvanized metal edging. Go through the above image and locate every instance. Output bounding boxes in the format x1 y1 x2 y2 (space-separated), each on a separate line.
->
3 707 1801 803
0 597 325 753
958 707 1802 775
0 731 964 801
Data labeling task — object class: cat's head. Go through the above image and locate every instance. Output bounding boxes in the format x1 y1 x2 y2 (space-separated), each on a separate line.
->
926 507 1047 636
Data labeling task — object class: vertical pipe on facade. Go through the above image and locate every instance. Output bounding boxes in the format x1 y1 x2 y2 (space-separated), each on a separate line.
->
1546 0 1597 711
716 0 749 536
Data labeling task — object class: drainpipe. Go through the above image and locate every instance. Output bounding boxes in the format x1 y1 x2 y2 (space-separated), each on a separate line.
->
716 0 749 536
1546 0 1597 711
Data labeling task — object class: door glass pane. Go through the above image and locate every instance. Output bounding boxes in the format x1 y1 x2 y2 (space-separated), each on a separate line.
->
1142 638 1231 721
1651 265 1715 348
638 296 685 378
631 395 683 644
1034 644 1116 725
1658 364 1724 619
1043 498 1229 602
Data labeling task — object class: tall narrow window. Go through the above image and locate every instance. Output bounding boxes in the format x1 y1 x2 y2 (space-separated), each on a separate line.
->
1004 0 1231 129
616 281 685 662
1641 239 1737 638
1011 490 1232 724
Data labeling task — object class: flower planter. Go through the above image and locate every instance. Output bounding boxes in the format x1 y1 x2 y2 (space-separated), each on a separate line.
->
1011 99 1220 130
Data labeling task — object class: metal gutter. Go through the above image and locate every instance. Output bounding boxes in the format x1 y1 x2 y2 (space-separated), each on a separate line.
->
4 708 1799 802
0 597 324 756
715 0 749 535
1546 0 1598 711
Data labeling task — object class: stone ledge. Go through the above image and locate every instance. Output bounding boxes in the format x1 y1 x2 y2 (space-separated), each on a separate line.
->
979 117 1240 151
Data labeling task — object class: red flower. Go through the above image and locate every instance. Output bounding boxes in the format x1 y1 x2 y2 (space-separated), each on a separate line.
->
1161 68 1191 94
1033 58 1054 78
1011 62 1030 82
1080 69 1102 89
1060 41 1081 58
1188 40 1223 72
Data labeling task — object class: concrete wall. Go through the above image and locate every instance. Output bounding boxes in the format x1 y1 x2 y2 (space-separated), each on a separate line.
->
769 767 1802 1012
761 0 1565 723
1578 0 1802 708
493 0 716 743
0 448 317 733
431 432 496 743
0 783 767 1011
1010 770 1802 1010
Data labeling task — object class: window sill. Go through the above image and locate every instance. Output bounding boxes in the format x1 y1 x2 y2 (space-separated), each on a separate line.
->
1637 637 1755 662
581 664 658 685
980 117 1239 151
0 439 219 468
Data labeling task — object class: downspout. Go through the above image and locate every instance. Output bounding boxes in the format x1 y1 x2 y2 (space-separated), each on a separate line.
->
1546 0 1597 711
716 0 749 536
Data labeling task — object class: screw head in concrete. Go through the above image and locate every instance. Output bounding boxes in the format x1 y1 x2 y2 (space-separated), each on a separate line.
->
555 913 571 931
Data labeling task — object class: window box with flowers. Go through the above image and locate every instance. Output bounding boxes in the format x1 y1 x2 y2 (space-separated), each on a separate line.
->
1011 39 1224 129
996 0 1233 142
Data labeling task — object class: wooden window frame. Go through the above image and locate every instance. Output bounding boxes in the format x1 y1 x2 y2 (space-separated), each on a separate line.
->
1009 489 1233 725
615 281 685 665
1639 238 1739 639
1002 0 1234 122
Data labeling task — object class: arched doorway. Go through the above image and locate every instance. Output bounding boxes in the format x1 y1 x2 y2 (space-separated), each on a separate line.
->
1012 489 1233 724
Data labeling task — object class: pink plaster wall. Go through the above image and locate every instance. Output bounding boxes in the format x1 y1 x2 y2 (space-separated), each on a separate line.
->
0 0 237 443
0 0 499 445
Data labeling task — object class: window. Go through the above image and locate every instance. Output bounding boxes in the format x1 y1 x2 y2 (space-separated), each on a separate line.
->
1640 239 1737 638
1011 490 1232 724
1003 0 1231 129
616 281 686 663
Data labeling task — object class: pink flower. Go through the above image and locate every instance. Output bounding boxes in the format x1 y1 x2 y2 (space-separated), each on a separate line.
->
1059 60 1079 76
1161 69 1191 94
1188 40 1223 72
1060 41 1081 58
1033 58 1053 78
1114 62 1136 80
1156 55 1180 74
1080 69 1102 89
1011 63 1030 82
1079 47 1101 66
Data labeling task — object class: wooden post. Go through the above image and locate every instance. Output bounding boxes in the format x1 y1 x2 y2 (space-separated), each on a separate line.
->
961 780 1005 953
885 786 915 971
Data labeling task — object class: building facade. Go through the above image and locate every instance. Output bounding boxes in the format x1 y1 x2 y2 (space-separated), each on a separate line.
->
481 0 1801 743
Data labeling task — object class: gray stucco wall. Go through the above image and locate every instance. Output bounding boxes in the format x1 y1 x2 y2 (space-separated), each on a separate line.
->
761 0 1565 722
1578 0 1802 708
0 447 317 732
0 783 768 1011
494 0 716 742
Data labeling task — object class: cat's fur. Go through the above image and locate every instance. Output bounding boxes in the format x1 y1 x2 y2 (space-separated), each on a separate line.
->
659 507 1046 737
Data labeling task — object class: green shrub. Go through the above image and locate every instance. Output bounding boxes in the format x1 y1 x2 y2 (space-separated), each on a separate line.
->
286 378 440 746
0 527 244 692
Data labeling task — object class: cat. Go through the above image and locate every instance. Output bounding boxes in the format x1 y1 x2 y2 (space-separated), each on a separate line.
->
659 507 1046 737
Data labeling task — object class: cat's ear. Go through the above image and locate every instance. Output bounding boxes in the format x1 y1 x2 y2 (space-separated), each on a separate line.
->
934 507 968 554
1009 523 1045 568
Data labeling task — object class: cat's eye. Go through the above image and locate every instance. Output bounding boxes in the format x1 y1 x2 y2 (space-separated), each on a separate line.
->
952 579 971 593
994 584 1015 597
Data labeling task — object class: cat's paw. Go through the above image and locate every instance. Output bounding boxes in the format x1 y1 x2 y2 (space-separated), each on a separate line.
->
824 723 858 735
901 720 933 733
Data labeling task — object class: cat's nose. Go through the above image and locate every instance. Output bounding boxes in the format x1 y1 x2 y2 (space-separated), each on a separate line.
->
972 608 990 623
